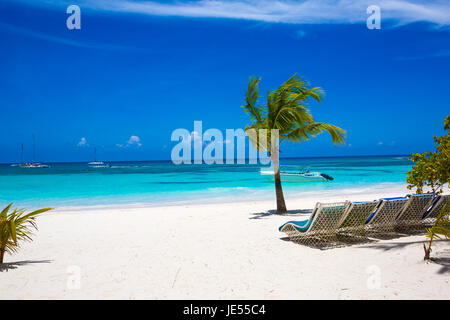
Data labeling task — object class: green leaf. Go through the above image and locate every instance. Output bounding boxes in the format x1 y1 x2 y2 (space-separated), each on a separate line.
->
0 203 12 218
9 219 17 244
16 208 53 223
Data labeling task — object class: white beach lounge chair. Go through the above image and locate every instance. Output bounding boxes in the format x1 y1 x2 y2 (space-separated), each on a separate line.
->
279 202 350 246
395 193 434 232
423 194 450 227
337 200 380 238
365 197 409 234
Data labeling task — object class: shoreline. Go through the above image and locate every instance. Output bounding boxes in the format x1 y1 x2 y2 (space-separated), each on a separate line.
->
7 182 411 213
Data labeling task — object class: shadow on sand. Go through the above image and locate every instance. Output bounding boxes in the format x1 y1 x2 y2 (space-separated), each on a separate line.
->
249 208 313 220
361 241 450 274
251 210 450 269
0 260 52 272
431 252 450 274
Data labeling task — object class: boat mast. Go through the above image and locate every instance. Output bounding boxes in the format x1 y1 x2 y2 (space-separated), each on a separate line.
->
21 144 24 164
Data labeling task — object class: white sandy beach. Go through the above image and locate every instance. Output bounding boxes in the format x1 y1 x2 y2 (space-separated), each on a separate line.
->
1 186 449 300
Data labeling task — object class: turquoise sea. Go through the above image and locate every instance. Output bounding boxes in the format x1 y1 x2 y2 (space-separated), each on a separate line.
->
0 156 412 208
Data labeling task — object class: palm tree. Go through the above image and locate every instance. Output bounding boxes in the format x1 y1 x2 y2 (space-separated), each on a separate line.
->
241 74 346 214
0 203 53 264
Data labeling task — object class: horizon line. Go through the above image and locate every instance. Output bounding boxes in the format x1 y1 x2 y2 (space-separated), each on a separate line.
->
0 154 411 165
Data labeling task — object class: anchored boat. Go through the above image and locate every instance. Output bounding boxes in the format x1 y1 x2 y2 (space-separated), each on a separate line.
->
88 147 108 168
260 166 333 182
17 138 50 168
20 163 50 168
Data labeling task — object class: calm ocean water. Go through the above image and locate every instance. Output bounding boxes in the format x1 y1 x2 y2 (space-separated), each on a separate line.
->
0 156 412 208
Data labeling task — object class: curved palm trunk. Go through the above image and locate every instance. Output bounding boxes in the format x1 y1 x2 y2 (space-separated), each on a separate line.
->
271 146 287 214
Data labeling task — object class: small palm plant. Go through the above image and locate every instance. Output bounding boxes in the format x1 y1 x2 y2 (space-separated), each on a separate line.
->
241 74 346 213
423 201 450 260
0 203 53 264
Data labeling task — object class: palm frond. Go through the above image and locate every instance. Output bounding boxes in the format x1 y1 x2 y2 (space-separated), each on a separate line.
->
285 122 346 145
299 87 324 103
314 122 347 145
0 204 53 262
280 74 309 94
0 203 12 218
241 76 264 124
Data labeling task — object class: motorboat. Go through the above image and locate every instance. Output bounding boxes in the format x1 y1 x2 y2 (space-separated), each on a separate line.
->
260 166 333 182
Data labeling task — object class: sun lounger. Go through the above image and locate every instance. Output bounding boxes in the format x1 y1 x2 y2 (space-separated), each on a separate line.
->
279 202 349 246
337 200 380 237
365 197 408 234
395 193 434 232
423 194 450 227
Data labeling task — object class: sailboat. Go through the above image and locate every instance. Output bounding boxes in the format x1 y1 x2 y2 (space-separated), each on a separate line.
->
19 136 50 168
88 147 107 167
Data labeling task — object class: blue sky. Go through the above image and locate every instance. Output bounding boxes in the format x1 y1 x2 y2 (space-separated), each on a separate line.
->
0 0 449 163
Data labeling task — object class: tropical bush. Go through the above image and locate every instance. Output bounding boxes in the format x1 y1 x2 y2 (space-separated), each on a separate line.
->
407 115 450 194
0 203 53 263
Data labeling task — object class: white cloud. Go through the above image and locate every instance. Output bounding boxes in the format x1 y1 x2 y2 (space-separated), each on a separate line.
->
127 135 142 147
77 137 89 147
14 0 450 26
378 141 384 145
66 0 450 26
117 135 142 148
